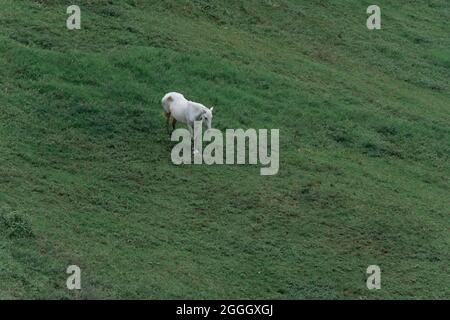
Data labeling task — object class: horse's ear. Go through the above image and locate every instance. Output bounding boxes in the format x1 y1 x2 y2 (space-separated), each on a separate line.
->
210 107 214 112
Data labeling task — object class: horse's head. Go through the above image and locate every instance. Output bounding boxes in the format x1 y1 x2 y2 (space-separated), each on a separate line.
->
200 107 214 129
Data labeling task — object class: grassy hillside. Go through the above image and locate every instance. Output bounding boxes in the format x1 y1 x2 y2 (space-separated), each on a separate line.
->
0 0 449 299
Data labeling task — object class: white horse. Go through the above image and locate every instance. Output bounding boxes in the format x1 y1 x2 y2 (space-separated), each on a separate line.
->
161 92 214 137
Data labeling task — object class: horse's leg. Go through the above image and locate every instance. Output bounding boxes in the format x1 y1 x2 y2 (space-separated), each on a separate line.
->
165 112 171 135
187 122 194 138
172 118 177 131
185 123 194 152
188 122 201 154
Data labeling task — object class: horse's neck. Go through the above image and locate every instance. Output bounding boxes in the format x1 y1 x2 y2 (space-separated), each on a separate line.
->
188 101 205 112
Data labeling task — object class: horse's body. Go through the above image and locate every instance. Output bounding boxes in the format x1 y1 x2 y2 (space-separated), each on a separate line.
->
161 92 213 136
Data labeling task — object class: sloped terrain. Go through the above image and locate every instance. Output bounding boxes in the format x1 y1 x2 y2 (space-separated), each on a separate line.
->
0 0 449 299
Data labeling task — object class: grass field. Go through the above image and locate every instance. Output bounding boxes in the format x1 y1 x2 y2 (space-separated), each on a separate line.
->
0 0 449 299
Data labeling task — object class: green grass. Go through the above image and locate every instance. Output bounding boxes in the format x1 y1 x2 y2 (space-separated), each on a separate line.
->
0 0 449 299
